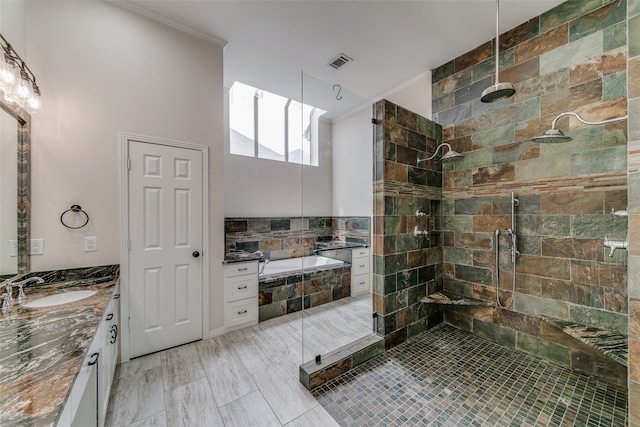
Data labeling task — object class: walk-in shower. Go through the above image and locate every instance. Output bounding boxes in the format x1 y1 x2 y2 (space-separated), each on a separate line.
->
494 192 519 308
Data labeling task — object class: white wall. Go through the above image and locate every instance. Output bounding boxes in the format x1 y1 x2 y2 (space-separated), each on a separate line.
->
22 2 225 330
223 99 332 217
381 72 433 120
331 107 373 217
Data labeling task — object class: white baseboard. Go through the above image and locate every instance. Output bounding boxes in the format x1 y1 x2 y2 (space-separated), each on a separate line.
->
209 327 226 338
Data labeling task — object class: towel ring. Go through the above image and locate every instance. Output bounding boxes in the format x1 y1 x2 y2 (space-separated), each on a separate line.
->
60 205 90 229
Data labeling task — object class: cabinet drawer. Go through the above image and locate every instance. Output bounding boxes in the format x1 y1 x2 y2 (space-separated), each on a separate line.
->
226 261 258 277
226 297 258 330
351 273 370 295
352 247 369 259
226 275 258 302
352 257 369 276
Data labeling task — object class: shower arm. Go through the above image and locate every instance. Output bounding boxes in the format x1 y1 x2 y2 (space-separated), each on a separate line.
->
424 143 453 161
494 0 500 83
550 112 628 130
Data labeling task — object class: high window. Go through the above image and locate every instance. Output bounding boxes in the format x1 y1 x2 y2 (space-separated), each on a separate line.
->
229 82 324 166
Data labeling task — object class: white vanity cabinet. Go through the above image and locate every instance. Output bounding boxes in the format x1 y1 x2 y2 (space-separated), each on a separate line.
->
59 283 120 427
351 247 370 296
225 261 259 331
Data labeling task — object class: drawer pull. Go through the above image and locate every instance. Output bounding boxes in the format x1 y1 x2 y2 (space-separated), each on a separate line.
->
105 313 113 321
360 281 366 285
238 310 248 315
359 264 366 268
238 286 248 290
238 267 248 271
113 293 120 299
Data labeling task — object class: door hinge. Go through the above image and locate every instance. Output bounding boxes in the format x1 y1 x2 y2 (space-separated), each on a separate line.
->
127 158 131 170
128 317 131 330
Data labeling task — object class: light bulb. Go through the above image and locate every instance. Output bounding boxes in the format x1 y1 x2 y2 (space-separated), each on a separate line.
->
10 69 33 101
24 83 44 113
0 53 19 93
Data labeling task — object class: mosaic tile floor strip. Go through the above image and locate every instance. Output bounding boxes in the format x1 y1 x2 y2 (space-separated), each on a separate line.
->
313 324 628 427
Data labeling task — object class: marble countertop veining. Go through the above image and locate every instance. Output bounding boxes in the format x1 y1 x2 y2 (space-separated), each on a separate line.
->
0 265 119 427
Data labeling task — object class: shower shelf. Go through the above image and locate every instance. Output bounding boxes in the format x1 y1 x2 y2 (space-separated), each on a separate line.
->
420 292 495 307
540 316 628 367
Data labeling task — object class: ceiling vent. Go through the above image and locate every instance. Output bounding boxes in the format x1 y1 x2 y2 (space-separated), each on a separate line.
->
329 53 353 69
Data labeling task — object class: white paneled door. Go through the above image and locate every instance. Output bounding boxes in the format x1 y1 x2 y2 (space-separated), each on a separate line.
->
128 141 203 358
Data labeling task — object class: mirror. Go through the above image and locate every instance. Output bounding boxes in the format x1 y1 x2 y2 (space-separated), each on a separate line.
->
0 98 30 276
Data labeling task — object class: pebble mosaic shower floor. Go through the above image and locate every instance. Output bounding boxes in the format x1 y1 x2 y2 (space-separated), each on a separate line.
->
313 324 628 427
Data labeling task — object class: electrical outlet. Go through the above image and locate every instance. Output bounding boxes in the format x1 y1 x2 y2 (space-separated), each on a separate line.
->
30 239 44 255
85 236 97 252
9 240 17 257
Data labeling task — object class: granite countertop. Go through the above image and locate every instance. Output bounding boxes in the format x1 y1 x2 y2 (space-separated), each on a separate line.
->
0 265 119 427
223 251 263 263
540 316 628 367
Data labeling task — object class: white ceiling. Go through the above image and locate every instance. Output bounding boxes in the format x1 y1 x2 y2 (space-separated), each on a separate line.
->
122 0 566 102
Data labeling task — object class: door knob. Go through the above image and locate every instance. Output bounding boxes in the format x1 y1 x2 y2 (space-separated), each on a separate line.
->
192 251 200 258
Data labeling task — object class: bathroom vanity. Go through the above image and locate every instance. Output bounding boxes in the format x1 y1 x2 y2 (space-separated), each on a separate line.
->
0 265 120 427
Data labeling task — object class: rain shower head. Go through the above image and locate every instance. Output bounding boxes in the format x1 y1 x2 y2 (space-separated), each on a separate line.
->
419 143 464 164
480 82 516 103
530 127 572 143
480 0 515 103
532 111 628 144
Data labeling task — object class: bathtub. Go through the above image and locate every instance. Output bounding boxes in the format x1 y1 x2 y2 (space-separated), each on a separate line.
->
259 255 345 277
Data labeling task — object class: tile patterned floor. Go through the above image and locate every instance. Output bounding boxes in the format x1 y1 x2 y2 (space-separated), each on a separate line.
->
104 294 372 427
313 324 628 427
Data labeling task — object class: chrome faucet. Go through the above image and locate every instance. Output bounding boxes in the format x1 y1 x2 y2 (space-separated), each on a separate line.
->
2 281 13 305
603 237 628 257
13 277 44 300
253 251 270 274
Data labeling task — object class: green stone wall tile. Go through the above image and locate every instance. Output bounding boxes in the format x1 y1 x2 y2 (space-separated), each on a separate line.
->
473 319 516 349
442 215 473 232
515 98 541 123
452 148 493 170
514 293 570 319
630 14 640 57
516 332 571 366
443 247 473 265
538 215 572 237
492 141 537 164
499 48 515 72
571 215 628 239
630 256 640 299
472 57 494 83
569 0 626 42
443 278 474 297
517 235 542 256
442 199 455 216
516 155 573 181
540 31 604 76
631 0 640 16
432 60 455 84
540 0 608 34
455 264 492 286
631 98 640 141
570 146 627 175
397 234 419 253
436 102 472 127
455 77 492 106
471 124 515 149
568 304 628 334
454 197 494 215
436 68 473 98
383 215 402 235
604 20 627 51
603 71 627 101
432 93 455 115
604 121 628 146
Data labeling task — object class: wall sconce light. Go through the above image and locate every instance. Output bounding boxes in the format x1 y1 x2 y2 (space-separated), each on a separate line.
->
531 111 627 143
418 142 464 164
0 33 43 113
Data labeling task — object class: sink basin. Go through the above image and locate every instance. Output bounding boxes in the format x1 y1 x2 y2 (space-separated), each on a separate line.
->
23 290 97 308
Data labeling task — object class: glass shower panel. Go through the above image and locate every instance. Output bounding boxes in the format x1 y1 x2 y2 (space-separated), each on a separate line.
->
300 72 375 365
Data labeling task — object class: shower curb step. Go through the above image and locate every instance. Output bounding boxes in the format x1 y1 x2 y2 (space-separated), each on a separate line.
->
420 292 495 307
299 333 384 390
540 315 628 367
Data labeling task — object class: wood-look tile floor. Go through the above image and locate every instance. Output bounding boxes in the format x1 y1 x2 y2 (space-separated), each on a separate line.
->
105 293 373 427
